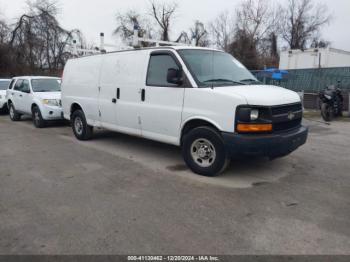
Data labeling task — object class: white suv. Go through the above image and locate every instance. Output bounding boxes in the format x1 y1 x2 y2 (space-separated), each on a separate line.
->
6 76 63 128
0 79 11 113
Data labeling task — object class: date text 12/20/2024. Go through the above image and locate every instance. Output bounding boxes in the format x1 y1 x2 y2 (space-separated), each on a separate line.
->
127 256 220 261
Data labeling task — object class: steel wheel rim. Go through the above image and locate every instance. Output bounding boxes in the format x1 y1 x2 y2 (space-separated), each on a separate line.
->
74 117 83 135
190 138 217 168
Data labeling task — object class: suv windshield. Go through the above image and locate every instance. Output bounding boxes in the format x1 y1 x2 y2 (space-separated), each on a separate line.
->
0 80 11 90
178 50 259 88
31 79 61 92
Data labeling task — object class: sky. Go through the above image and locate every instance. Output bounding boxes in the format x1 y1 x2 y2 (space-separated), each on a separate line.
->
0 0 350 51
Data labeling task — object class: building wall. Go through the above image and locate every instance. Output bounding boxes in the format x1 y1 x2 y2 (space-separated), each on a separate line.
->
279 48 350 70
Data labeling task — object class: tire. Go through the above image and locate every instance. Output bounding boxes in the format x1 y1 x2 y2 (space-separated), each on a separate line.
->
32 106 46 128
71 109 93 140
321 103 333 122
182 126 230 177
8 103 21 121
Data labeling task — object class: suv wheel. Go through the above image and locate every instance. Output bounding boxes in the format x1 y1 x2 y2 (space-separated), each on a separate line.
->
32 106 46 128
9 103 21 121
71 110 93 140
182 127 230 177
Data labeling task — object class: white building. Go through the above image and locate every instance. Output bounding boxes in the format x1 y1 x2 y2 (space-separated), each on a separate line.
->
279 48 350 70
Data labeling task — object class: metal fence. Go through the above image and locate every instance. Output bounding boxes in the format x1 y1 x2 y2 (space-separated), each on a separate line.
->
251 67 350 111
252 67 350 92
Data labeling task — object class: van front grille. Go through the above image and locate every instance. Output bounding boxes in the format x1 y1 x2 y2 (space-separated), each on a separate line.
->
271 103 302 116
271 103 303 132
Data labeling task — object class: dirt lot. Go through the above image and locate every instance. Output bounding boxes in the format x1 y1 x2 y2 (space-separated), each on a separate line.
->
0 114 349 255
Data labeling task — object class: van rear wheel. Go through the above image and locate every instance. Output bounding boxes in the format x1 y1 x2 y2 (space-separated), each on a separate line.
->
182 127 230 177
71 110 93 140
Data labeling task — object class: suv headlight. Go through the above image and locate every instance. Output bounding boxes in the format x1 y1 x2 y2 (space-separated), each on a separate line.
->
42 99 60 107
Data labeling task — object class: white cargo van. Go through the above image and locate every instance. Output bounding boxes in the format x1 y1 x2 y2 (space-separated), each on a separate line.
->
61 47 308 176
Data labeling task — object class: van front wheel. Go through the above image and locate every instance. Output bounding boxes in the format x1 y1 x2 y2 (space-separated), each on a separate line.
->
71 110 93 140
182 127 230 177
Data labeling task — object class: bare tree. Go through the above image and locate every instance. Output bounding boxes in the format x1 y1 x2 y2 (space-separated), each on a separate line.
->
114 10 154 46
229 0 279 69
280 0 331 50
209 11 234 52
149 1 178 41
235 0 273 45
9 0 84 75
190 20 209 47
0 10 8 44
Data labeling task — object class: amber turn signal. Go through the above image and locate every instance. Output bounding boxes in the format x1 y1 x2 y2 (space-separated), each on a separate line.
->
237 123 273 132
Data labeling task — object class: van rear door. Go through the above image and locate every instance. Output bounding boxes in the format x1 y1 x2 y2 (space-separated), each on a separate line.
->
139 51 186 145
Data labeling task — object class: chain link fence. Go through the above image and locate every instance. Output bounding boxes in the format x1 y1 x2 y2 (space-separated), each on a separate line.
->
251 67 350 111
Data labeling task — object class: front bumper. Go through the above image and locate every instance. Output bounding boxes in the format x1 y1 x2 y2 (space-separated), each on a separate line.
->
0 100 6 110
222 126 308 158
41 106 64 120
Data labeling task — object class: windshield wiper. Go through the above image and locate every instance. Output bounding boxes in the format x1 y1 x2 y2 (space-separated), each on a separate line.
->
240 78 261 84
203 79 245 85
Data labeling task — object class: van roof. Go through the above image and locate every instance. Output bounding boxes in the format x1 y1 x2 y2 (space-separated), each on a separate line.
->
69 46 224 60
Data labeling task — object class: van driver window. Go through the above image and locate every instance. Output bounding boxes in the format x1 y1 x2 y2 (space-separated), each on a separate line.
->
147 54 180 87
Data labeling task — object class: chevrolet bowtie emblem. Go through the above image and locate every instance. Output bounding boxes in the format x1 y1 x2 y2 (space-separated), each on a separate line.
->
288 112 296 120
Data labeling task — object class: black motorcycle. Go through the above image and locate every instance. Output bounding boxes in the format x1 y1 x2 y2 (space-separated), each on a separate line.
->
319 83 343 122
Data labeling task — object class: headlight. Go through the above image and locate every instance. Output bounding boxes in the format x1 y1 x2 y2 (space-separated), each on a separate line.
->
236 106 272 133
42 99 60 106
250 109 259 121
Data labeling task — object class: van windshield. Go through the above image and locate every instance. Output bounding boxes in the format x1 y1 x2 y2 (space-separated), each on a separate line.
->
0 80 11 90
31 79 61 92
178 50 259 88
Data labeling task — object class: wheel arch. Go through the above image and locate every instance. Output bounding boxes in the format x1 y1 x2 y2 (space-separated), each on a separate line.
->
31 103 39 112
70 102 84 116
180 117 222 146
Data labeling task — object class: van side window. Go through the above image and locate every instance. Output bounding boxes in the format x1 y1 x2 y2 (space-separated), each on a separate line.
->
13 80 23 91
147 54 180 87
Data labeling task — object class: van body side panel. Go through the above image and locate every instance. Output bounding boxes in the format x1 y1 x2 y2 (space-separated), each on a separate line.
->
182 88 247 136
111 51 149 137
99 54 119 127
62 56 103 124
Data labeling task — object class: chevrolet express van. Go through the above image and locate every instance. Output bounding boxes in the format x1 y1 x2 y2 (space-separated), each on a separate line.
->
61 47 308 176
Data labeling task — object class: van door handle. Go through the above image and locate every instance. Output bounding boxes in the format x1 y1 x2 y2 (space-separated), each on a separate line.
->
19 94 23 97
116 88 120 99
112 98 117 104
141 89 145 102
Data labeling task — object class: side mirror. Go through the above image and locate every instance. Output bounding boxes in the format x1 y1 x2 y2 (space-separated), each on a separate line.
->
167 68 183 86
